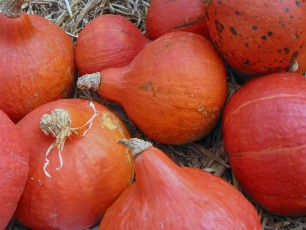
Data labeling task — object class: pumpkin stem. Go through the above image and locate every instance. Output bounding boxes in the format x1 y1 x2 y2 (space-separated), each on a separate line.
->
40 101 99 177
118 138 152 157
1 0 25 17
77 72 101 91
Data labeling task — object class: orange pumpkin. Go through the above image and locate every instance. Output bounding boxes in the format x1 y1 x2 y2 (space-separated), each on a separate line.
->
99 138 262 230
0 0 75 122
205 0 306 78
146 0 209 40
0 110 29 229
15 99 135 229
75 14 150 75
78 32 227 144
223 72 306 216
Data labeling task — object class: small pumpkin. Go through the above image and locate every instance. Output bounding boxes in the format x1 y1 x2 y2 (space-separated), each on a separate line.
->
99 138 262 230
15 99 135 229
0 110 29 230
223 72 306 216
146 0 209 40
75 14 150 75
77 32 227 145
0 0 75 122
205 0 306 78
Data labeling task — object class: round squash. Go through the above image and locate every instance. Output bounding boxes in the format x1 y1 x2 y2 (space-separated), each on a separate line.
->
75 14 150 75
205 0 306 78
0 110 29 230
223 72 306 216
15 99 135 229
0 0 75 122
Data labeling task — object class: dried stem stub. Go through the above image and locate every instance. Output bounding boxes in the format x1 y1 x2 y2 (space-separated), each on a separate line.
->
77 72 101 91
40 101 99 177
118 138 153 157
1 0 24 17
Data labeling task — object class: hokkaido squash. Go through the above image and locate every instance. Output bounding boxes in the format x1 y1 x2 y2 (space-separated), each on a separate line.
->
0 0 75 122
223 72 306 216
0 110 29 230
146 0 209 40
205 0 306 78
75 14 150 75
99 138 262 230
77 32 227 145
15 99 135 229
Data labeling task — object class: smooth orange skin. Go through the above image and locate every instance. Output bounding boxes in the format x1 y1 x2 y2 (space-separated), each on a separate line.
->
0 110 29 230
223 73 306 216
146 0 209 40
97 32 227 145
206 0 306 77
75 14 150 75
0 13 75 123
99 144 262 230
15 99 135 229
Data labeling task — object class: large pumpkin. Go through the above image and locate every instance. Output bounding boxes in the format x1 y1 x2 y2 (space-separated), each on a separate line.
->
0 0 75 122
78 32 227 145
99 138 262 230
0 110 29 230
223 72 306 216
205 0 306 78
15 99 135 229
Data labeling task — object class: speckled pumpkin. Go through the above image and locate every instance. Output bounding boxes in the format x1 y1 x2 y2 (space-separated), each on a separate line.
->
205 0 306 78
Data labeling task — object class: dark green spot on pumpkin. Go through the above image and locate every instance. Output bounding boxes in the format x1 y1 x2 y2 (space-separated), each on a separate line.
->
215 20 225 33
284 48 290 54
243 59 250 65
267 31 273 37
261 35 267 40
296 1 301 7
285 8 290 12
235 11 240 16
292 51 298 58
230 27 237 36
252 25 257 30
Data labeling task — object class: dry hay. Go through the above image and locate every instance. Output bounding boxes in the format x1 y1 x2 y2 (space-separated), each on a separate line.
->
5 0 306 229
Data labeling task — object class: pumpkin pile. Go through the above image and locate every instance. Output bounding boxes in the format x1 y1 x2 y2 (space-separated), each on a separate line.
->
0 0 305 229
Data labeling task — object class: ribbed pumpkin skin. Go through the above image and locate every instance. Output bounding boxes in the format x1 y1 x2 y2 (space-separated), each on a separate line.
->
99 143 262 230
0 13 75 123
96 32 227 144
75 14 150 75
0 110 29 230
146 0 209 40
223 73 306 216
205 0 306 77
15 99 135 229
